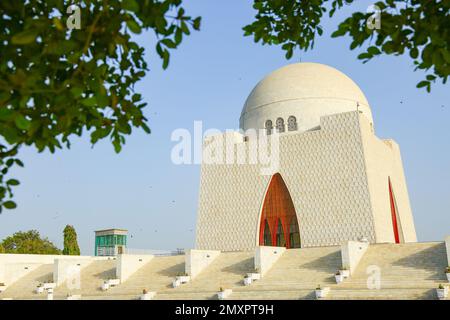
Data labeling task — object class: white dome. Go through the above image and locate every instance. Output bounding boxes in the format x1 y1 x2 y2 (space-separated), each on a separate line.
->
240 63 373 132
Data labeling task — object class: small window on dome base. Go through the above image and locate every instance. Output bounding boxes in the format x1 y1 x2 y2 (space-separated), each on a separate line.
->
288 116 297 131
276 118 285 133
265 120 273 135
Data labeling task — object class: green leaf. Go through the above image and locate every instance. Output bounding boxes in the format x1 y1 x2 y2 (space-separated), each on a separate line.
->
11 29 38 45
14 114 31 130
441 49 450 63
80 97 97 107
181 21 190 35
409 48 419 59
285 47 293 59
175 28 182 44
357 53 371 60
113 139 122 153
6 159 14 167
161 39 177 49
317 26 323 36
70 87 83 98
0 91 11 104
132 94 142 102
141 122 151 134
122 0 139 12
3 201 17 209
91 127 112 143
126 19 141 34
0 108 14 120
15 159 24 167
367 46 380 55
416 80 429 88
95 93 109 107
6 179 20 186
193 17 201 30
162 49 170 69
331 28 347 38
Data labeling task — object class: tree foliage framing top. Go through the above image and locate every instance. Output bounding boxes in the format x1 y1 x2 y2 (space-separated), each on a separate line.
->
0 0 201 212
243 0 449 92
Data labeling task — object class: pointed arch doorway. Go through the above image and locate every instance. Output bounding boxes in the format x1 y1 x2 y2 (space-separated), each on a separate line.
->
388 177 402 244
259 173 301 248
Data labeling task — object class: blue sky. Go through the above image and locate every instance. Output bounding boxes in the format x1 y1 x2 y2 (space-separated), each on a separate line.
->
1 1 448 254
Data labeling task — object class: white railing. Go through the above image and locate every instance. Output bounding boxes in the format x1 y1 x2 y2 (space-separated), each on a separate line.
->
125 248 185 256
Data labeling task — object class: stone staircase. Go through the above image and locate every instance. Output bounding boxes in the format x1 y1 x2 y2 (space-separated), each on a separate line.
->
326 242 448 300
105 255 185 299
1 242 447 300
0 264 53 300
231 246 342 300
54 259 116 299
156 251 254 300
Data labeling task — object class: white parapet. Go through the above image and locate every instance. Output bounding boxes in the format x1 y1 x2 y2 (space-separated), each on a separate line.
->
53 257 94 286
101 278 121 291
116 254 154 283
340 241 370 275
217 289 232 300
0 254 95 289
0 263 41 291
140 291 156 300
254 246 286 277
185 249 220 279
243 272 261 286
0 254 56 288
445 236 450 267
315 287 330 299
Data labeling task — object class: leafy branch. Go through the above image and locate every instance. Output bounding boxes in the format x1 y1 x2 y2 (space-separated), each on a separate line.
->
243 0 449 91
0 0 201 212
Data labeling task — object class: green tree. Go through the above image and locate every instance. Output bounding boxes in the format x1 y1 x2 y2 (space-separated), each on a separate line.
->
0 243 5 253
243 0 449 92
0 0 201 212
1 230 61 254
63 225 81 255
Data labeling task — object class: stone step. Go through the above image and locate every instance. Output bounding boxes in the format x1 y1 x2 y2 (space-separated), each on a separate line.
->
1 242 447 300
230 289 316 300
170 252 254 296
326 288 438 300
155 291 218 300
107 255 185 296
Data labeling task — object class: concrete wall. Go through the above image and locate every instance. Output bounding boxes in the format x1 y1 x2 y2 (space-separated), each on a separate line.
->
0 254 102 287
53 257 94 286
185 249 220 279
445 236 450 266
0 254 62 286
116 254 154 282
0 253 62 265
359 116 417 243
254 246 286 276
0 263 42 288
340 241 369 275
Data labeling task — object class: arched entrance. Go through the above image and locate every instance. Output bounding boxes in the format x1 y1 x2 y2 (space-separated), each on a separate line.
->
388 177 402 244
259 173 301 248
